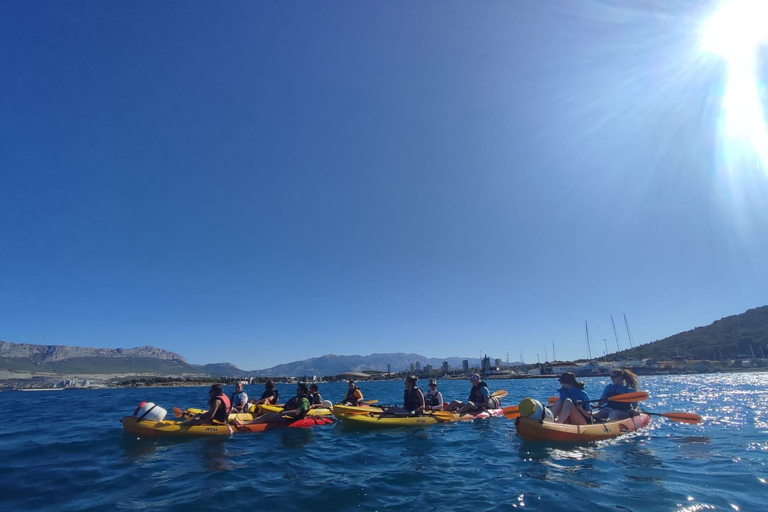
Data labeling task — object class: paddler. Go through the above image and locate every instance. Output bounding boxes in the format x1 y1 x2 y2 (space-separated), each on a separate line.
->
446 373 500 414
249 382 311 424
551 372 592 425
230 381 249 413
182 384 231 425
340 380 364 406
424 378 444 411
593 368 639 421
254 380 279 406
383 376 425 416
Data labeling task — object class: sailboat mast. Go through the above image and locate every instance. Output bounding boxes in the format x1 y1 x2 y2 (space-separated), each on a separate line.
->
585 321 593 360
611 314 621 352
623 314 634 349
552 340 556 361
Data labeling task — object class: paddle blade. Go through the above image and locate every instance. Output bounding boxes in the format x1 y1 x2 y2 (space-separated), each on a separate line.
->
609 391 649 403
363 400 379 405
491 390 508 399
431 411 455 422
502 406 520 420
547 396 558 406
662 412 702 424
173 407 184 418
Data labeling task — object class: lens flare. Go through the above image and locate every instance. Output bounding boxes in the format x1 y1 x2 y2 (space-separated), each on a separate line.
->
700 0 768 173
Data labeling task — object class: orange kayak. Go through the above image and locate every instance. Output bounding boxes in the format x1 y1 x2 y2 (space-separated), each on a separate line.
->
514 413 652 443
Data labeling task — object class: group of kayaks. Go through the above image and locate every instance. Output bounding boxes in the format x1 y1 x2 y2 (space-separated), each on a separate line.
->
122 391 700 443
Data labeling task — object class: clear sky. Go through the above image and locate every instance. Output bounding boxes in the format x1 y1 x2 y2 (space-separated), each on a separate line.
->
1 1 766 370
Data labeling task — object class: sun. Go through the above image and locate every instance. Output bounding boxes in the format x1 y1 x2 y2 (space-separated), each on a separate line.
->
700 0 768 170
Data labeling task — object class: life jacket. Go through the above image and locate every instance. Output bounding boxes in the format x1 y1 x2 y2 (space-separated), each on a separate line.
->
309 392 322 405
261 389 279 403
468 384 487 404
403 387 422 411
230 391 247 408
343 387 361 403
424 390 441 408
605 384 633 411
283 395 309 417
210 394 231 423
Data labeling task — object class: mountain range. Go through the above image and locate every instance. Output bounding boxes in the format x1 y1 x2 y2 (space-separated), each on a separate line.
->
2 305 766 378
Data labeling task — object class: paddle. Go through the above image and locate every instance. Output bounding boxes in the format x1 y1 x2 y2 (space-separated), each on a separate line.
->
491 390 508 399
547 391 650 406
363 400 379 404
642 411 702 424
502 406 520 420
431 411 456 422
173 406 192 418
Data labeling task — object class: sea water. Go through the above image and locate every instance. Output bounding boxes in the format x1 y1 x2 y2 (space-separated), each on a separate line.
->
0 373 765 511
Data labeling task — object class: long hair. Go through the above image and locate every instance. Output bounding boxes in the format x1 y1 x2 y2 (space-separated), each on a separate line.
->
616 369 638 390
265 380 275 391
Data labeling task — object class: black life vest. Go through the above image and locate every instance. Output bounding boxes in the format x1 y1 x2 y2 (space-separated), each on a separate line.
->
424 391 441 407
403 387 423 411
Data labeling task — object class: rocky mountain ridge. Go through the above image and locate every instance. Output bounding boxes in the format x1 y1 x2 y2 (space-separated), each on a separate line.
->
0 340 186 362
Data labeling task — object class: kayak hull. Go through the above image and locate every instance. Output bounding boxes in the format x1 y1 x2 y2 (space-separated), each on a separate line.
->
514 414 652 443
122 416 234 437
332 404 384 419
235 416 334 433
122 415 334 438
339 408 504 428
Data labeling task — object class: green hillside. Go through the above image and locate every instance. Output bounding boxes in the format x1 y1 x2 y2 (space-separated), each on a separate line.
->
613 306 768 361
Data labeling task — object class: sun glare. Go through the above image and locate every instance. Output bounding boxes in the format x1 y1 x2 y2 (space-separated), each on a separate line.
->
700 0 768 172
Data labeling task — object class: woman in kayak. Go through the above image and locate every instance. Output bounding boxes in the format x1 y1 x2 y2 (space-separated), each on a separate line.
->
383 376 425 416
424 378 444 411
249 383 311 424
551 372 591 425
593 368 639 420
255 380 279 406
340 380 364 406
446 373 500 414
183 384 231 425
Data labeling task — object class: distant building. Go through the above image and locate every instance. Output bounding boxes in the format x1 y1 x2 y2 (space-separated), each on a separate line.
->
495 358 502 368
423 364 433 374
387 363 391 374
442 361 449 372
415 361 421 372
462 360 469 372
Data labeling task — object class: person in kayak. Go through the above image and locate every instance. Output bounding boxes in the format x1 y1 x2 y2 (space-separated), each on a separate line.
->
308 383 324 408
340 380 364 406
249 383 311 424
254 380 279 406
183 384 231 425
383 376 425 416
446 373 500 414
593 368 639 420
424 378 444 411
230 381 249 413
551 372 592 425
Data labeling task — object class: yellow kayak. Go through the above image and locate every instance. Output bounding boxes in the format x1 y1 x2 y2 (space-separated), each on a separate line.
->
338 409 504 427
332 404 384 419
121 416 234 437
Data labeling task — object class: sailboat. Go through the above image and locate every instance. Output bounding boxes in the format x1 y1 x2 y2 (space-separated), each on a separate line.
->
577 321 612 376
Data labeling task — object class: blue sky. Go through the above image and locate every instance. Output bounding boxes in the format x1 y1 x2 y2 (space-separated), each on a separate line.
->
1 1 766 370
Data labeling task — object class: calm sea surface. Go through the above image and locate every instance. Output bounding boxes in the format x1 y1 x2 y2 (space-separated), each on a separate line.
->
0 373 765 512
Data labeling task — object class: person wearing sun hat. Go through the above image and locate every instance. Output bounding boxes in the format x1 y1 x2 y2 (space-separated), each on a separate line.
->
424 378 444 411
550 372 592 425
